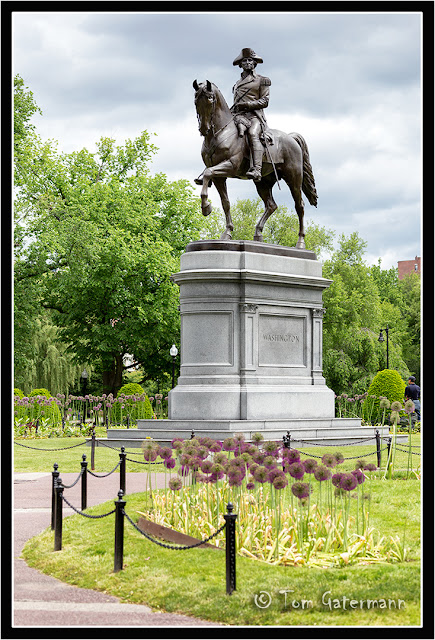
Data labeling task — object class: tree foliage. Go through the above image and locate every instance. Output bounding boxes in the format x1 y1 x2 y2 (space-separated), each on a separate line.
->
13 75 213 395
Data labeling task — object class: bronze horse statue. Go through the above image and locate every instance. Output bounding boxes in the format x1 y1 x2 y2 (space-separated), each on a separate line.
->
193 80 318 248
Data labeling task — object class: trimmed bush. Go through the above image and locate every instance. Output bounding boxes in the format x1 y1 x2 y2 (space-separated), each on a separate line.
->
110 383 153 425
363 369 406 423
14 388 24 399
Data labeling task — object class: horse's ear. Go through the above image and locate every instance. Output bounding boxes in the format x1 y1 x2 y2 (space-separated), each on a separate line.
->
206 80 212 92
193 79 199 91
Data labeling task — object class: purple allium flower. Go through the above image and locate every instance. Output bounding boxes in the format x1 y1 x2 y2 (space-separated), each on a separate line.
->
322 453 337 468
291 481 310 499
159 446 172 460
351 469 365 484
229 456 245 469
268 468 285 483
288 462 305 480
234 432 245 444
264 455 277 469
391 401 403 412
246 481 255 490
179 453 191 466
253 465 269 483
210 462 224 476
340 472 358 491
333 452 345 465
209 440 223 453
263 440 279 456
379 397 390 409
213 451 228 465
164 457 176 470
253 450 266 465
404 400 415 414
364 463 377 472
355 459 367 470
197 446 209 460
200 459 213 474
168 477 182 491
142 441 159 462
283 448 301 463
331 472 344 487
223 437 236 452
188 456 202 471
251 432 264 444
228 471 243 486
302 458 318 474
239 452 252 466
273 474 288 490
314 465 331 482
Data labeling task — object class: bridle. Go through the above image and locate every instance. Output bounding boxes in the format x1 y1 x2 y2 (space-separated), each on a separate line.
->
194 83 236 156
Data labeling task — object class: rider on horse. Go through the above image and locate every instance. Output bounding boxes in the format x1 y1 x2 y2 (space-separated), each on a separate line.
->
231 47 272 182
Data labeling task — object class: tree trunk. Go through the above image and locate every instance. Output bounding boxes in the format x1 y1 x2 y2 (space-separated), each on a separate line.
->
102 353 124 395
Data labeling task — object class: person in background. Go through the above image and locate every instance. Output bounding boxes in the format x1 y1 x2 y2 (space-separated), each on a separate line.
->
404 375 421 421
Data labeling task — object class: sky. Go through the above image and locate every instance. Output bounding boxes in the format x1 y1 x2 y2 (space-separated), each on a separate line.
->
11 9 424 269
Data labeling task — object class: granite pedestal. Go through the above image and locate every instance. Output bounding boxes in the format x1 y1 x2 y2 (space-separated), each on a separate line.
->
107 240 369 446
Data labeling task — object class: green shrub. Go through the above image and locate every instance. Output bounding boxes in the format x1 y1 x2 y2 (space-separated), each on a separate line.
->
14 388 24 399
110 383 153 425
363 369 406 423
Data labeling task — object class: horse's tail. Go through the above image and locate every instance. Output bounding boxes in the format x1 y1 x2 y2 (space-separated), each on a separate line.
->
290 132 318 207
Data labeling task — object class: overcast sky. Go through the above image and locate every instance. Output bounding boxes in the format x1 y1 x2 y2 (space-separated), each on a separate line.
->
12 9 423 268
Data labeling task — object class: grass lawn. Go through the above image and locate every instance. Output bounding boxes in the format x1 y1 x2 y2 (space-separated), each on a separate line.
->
17 432 422 626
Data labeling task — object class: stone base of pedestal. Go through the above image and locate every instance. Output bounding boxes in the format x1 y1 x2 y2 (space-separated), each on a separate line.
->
105 418 403 448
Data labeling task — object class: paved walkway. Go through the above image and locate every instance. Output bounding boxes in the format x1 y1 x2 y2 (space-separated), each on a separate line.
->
13 471 222 628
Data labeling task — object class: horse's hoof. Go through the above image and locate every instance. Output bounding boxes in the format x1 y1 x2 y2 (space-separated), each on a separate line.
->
202 203 213 217
296 239 306 249
253 233 264 242
220 231 232 241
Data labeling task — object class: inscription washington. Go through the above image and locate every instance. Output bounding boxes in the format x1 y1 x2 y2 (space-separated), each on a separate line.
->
262 333 300 343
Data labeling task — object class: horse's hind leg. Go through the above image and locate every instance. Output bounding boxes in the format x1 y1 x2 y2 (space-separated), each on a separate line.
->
213 177 233 240
253 176 278 242
282 169 306 249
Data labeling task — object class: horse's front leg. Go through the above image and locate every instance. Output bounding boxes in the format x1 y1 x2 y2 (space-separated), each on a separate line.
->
212 177 233 240
199 161 235 217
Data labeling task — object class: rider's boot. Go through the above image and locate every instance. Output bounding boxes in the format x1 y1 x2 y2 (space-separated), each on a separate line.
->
246 139 264 182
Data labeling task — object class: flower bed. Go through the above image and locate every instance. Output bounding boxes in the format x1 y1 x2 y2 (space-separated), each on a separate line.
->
137 434 410 567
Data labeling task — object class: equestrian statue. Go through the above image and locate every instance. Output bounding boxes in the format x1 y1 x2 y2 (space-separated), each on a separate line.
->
193 47 318 248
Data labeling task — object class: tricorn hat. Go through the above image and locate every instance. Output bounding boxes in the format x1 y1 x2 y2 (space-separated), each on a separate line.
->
233 47 263 66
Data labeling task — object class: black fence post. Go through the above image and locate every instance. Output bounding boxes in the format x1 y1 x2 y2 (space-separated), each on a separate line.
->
54 477 64 551
224 502 237 595
119 447 126 495
375 430 381 469
51 463 59 530
81 454 88 511
114 490 126 573
91 428 96 470
190 429 195 440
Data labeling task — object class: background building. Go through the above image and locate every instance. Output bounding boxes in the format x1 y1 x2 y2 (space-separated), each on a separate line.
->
398 256 421 280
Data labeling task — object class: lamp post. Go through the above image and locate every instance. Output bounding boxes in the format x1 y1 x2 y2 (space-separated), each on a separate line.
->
81 369 88 420
170 344 178 389
378 326 390 369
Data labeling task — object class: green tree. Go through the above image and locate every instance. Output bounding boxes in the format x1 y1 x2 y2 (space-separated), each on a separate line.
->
13 76 212 395
208 198 334 257
322 233 409 395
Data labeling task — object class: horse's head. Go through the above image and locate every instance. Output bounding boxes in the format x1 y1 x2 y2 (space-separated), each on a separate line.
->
193 79 216 136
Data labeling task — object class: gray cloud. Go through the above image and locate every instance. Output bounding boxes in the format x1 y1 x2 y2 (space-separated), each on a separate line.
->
12 10 422 268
